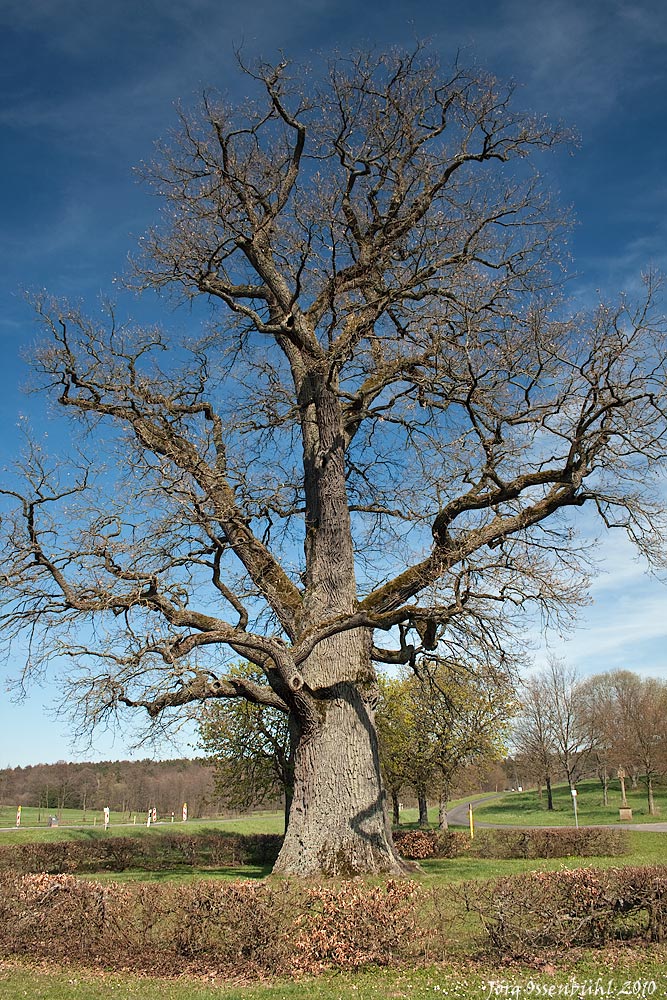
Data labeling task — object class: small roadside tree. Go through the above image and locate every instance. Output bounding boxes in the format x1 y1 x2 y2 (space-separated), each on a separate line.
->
199 663 294 831
543 659 599 790
607 671 667 816
2 48 667 875
514 674 557 810
578 671 621 806
377 660 513 828
376 675 412 826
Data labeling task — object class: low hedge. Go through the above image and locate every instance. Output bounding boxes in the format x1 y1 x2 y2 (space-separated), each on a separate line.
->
0 826 629 875
0 831 283 875
464 865 667 957
471 826 629 859
392 826 629 860
393 829 470 859
2 865 666 975
0 872 428 975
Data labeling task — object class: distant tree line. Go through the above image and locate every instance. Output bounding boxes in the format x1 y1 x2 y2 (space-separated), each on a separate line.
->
0 758 224 819
511 661 667 814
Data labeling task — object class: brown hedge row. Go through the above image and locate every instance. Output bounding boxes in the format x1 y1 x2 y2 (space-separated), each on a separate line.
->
2 865 666 975
392 826 629 860
0 826 630 877
464 865 667 957
393 829 470 859
0 832 283 875
0 872 428 975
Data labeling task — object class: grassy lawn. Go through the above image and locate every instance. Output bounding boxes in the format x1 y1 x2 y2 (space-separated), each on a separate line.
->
418 830 667 882
0 792 493 844
2 951 667 999
471 778 667 827
2 802 667 997
71 830 665 887
0 809 286 844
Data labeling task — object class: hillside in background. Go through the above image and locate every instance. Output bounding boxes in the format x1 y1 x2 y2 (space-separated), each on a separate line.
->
0 758 229 818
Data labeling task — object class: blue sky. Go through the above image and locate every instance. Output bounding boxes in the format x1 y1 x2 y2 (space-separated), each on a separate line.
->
1 0 666 766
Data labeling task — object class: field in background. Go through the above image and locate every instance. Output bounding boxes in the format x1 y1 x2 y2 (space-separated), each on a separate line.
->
0 808 286 843
471 778 667 827
0 792 491 844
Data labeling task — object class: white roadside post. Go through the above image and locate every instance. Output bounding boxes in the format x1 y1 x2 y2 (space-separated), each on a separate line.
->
571 788 579 829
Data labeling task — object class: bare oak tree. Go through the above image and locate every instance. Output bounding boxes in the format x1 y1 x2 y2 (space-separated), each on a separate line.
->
2 48 667 874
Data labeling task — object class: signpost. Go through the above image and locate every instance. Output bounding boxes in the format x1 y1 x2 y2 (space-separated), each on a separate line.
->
571 787 579 829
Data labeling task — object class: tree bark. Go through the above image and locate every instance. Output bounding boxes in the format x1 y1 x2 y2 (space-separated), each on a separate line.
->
438 792 449 830
546 774 554 811
271 374 409 876
273 632 406 875
647 775 656 816
417 789 429 828
391 789 400 827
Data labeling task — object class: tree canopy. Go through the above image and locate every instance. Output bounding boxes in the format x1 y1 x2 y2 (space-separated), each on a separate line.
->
2 46 667 874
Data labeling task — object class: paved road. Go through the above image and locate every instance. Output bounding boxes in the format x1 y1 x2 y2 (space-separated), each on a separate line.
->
445 794 667 832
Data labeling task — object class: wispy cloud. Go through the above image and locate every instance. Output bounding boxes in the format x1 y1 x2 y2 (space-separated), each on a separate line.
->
463 0 667 123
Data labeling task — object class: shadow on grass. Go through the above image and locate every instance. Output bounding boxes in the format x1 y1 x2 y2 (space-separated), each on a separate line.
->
84 864 273 883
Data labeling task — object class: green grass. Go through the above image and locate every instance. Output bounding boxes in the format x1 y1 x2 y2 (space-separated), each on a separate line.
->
471 778 667 827
3 796 667 997
2 952 667 1000
418 830 667 883
0 791 492 845
81 864 273 883
0 810 286 845
70 830 665 887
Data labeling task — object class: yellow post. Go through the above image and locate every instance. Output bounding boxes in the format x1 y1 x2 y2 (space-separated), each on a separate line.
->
468 802 475 839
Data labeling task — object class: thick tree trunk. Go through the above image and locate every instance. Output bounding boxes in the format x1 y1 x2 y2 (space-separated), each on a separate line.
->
273 377 411 875
273 632 407 876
